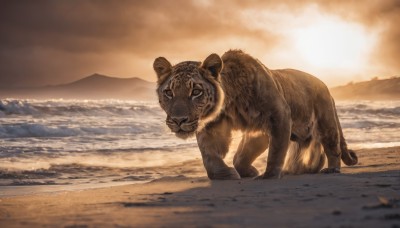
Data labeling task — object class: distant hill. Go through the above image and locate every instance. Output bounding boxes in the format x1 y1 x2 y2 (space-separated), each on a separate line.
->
0 74 157 100
330 77 400 100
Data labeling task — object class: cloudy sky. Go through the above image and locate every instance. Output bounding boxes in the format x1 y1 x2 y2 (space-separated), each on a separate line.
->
0 0 399 87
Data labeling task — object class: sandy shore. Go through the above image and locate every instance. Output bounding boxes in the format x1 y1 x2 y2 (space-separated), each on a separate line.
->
0 147 399 227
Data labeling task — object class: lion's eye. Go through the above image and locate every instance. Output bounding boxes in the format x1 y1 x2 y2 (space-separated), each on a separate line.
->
164 89 173 98
191 89 203 97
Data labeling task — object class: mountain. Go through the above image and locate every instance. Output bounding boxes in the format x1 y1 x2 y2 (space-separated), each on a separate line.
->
330 77 400 100
0 74 157 100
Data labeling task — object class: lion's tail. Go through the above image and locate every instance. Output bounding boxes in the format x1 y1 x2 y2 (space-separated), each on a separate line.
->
338 130 358 166
341 149 358 166
283 138 325 175
336 109 358 166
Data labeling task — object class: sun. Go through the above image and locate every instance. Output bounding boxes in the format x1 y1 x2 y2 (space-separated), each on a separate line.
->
292 17 375 71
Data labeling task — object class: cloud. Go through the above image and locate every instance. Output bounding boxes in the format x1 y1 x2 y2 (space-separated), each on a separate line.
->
0 0 281 86
0 0 398 87
0 0 278 54
314 0 400 75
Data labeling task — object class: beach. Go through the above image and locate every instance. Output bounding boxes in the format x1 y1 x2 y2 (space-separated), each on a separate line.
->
0 146 399 228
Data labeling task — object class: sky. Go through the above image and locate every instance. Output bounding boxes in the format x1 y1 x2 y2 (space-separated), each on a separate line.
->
0 0 399 88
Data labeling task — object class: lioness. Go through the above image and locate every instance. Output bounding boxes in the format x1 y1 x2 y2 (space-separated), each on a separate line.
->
153 50 358 180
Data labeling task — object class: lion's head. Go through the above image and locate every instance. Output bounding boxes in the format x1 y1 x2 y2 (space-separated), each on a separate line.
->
153 54 225 139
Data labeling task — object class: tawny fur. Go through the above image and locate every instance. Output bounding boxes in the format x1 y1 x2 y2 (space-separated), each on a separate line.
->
154 50 358 180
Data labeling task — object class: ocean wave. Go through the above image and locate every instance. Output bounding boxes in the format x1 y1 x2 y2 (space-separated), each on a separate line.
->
0 99 163 117
0 123 163 138
0 123 78 138
341 120 400 129
336 103 400 118
0 100 40 115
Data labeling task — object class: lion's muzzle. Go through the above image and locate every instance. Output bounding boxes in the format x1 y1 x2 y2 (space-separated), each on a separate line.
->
166 116 198 137
171 116 188 126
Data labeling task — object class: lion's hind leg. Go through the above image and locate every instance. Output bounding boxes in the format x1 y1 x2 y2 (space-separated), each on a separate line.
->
317 101 342 174
233 131 269 178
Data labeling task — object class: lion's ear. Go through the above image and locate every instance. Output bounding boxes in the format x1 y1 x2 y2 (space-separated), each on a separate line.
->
153 57 172 83
202 53 222 79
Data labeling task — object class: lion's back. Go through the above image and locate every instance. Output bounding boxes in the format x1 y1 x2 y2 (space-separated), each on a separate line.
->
271 68 334 110
219 50 335 131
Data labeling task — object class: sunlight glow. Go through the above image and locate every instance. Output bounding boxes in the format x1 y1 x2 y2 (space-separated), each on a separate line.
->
241 6 379 85
292 17 375 70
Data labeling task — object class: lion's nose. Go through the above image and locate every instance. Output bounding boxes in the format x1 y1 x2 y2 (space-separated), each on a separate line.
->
171 116 189 126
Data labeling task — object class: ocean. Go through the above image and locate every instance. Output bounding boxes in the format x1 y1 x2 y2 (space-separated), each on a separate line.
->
0 99 399 195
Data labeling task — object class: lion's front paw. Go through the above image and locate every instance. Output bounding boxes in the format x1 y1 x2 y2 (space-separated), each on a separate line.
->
208 167 241 180
320 167 341 174
236 165 259 178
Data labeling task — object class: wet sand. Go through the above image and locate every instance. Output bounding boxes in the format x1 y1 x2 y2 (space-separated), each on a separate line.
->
0 147 399 227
